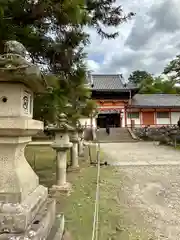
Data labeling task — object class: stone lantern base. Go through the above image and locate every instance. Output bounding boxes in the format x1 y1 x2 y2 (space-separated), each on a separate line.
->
67 165 80 173
1 199 54 240
50 182 72 195
1 200 65 240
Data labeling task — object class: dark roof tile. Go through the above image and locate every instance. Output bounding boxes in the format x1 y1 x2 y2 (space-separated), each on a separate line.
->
87 74 137 91
131 94 180 108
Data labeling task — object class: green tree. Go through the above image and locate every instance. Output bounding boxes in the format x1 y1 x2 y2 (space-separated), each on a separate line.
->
86 0 134 38
153 76 177 94
128 69 178 94
139 76 178 94
128 70 154 85
0 0 134 125
0 0 133 60
81 99 98 117
164 55 180 82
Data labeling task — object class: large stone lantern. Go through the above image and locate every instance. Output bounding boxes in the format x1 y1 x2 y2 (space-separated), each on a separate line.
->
0 41 60 239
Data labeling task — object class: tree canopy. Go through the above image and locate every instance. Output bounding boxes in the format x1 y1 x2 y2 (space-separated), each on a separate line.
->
164 55 180 82
128 70 180 94
128 70 154 85
0 0 134 125
0 0 134 63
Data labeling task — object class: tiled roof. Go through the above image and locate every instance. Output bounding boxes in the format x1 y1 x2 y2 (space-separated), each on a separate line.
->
131 94 180 108
87 74 138 91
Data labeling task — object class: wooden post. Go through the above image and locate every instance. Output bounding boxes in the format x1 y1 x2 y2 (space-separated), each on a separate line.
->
124 106 127 127
154 108 157 126
174 136 177 149
169 109 172 125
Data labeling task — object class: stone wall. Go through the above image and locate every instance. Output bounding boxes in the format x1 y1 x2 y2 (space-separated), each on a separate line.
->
134 126 180 145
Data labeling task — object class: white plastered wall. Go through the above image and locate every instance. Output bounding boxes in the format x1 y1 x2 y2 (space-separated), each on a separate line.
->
127 112 141 127
121 109 125 127
156 117 170 125
79 117 97 128
171 112 180 125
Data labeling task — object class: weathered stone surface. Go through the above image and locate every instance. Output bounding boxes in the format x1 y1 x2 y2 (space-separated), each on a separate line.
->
69 130 79 168
52 143 72 151
0 185 48 233
48 114 73 192
0 198 56 240
134 126 180 145
47 214 65 240
0 83 44 205
0 41 56 240
50 182 72 195
78 140 84 157
70 131 79 143
83 143 91 163
70 143 79 169
0 41 47 93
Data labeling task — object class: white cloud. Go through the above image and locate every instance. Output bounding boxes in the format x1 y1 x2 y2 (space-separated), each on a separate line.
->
87 59 100 72
86 0 180 79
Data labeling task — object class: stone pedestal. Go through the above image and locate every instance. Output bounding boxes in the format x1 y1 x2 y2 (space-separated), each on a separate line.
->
78 139 84 157
49 114 73 194
84 142 91 163
0 47 63 239
69 130 79 171
77 127 84 157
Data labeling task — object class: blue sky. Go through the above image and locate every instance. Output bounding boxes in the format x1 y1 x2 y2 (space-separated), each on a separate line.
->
85 0 180 79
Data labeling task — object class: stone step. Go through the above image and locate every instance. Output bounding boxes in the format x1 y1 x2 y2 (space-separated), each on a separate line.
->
97 128 135 142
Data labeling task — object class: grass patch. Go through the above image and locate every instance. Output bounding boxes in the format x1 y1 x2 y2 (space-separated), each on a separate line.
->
174 145 180 150
25 146 56 187
25 145 71 187
63 166 152 240
25 145 152 240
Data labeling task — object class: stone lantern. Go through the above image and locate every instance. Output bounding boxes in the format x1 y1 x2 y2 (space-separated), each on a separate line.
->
76 123 85 157
0 41 61 239
48 113 73 193
69 128 80 171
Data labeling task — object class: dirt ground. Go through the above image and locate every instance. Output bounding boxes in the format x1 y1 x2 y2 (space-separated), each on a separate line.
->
101 142 180 240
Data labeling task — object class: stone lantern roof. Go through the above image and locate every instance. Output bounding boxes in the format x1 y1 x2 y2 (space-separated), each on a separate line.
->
57 113 75 131
76 121 84 133
0 41 47 92
47 113 75 133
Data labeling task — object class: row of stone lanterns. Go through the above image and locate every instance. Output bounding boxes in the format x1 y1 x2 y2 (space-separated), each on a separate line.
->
0 40 86 239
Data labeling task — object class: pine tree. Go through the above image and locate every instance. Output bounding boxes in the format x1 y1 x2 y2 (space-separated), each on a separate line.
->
0 0 134 124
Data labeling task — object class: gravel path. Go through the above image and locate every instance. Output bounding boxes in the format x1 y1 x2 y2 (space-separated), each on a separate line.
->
101 142 180 240
102 142 180 166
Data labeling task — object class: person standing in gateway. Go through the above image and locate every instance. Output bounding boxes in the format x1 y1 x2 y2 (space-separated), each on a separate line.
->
106 116 110 135
177 117 180 128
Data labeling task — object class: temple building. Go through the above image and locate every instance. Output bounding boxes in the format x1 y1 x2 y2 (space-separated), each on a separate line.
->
82 74 180 128
127 94 180 127
89 74 138 128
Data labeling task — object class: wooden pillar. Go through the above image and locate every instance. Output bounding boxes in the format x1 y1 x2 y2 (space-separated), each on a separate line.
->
154 108 157 126
140 109 142 127
169 109 172 125
124 106 127 127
